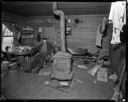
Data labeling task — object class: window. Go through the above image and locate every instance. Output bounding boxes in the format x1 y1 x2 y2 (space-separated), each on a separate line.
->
2 24 14 52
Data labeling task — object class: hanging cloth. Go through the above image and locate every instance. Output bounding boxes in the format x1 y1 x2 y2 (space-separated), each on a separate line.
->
109 1 126 44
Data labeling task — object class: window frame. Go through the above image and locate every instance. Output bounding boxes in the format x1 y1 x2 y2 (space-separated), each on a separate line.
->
2 23 14 51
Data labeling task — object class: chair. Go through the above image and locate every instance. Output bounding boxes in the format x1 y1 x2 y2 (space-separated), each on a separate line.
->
1 61 9 77
1 53 20 76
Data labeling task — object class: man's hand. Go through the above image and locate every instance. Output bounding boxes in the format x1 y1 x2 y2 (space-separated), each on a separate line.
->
50 53 54 61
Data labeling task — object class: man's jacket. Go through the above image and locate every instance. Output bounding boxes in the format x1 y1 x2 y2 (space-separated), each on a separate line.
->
28 42 55 57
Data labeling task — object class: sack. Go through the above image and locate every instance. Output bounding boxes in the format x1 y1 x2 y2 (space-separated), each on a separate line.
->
97 68 108 82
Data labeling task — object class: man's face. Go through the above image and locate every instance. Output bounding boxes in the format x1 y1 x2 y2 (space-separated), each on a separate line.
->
43 39 47 43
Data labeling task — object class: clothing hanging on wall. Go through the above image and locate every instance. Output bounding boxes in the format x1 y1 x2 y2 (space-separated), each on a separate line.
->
37 32 41 42
102 23 109 38
96 23 102 48
101 17 107 33
96 17 107 48
109 1 126 44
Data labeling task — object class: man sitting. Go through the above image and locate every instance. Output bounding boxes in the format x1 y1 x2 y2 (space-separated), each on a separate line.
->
25 37 55 73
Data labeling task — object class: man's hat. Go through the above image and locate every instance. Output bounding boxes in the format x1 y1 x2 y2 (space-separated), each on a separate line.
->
42 37 47 40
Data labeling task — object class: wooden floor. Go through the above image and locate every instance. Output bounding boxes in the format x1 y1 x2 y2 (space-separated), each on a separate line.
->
1 61 114 99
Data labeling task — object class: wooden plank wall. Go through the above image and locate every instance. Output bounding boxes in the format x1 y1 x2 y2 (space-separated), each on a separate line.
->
1 12 110 55
66 14 107 53
27 16 60 47
27 14 110 54
2 11 27 27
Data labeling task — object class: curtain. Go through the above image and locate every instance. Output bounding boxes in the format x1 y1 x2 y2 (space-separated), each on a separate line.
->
3 22 17 33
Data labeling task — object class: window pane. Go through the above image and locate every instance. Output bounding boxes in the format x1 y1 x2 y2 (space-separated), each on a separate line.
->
2 37 14 51
2 24 14 52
